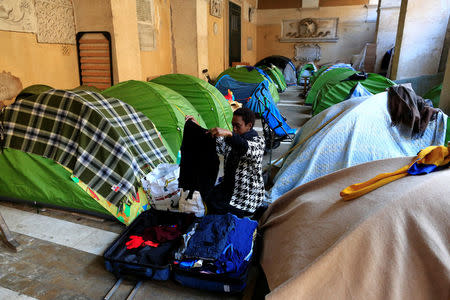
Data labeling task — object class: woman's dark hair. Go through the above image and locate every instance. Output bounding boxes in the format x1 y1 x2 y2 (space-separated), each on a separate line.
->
233 107 255 127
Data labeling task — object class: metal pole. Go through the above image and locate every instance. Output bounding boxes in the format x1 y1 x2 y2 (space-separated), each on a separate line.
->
104 278 123 300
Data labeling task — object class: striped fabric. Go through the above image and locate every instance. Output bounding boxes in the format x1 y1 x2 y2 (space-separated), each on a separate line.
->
2 89 172 205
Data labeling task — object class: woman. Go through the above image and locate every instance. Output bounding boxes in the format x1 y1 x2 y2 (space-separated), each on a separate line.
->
186 108 265 217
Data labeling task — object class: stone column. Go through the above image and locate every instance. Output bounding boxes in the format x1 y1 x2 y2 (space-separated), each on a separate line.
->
390 0 449 80
197 0 209 78
374 0 401 74
110 0 143 82
171 0 208 78
439 50 450 115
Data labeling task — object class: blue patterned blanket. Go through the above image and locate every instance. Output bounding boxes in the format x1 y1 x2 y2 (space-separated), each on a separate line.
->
268 92 447 201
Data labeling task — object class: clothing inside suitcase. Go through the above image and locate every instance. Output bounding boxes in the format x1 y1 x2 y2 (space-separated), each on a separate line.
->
103 210 195 280
172 213 258 293
103 210 258 293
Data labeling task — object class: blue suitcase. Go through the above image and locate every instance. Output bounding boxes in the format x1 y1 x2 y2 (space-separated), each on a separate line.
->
171 214 258 293
172 263 251 293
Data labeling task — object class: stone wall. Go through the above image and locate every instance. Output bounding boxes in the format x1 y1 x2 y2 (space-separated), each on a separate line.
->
256 5 377 67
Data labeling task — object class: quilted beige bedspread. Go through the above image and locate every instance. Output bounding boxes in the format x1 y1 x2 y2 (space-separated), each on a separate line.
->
260 156 450 300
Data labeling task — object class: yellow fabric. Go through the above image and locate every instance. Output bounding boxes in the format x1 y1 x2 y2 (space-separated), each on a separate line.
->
72 176 149 225
415 145 450 166
340 146 450 201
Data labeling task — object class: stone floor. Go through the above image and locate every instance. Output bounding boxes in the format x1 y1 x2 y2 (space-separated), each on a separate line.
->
0 86 311 300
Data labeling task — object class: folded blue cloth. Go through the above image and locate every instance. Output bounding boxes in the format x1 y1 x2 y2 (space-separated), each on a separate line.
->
215 215 258 274
183 214 235 260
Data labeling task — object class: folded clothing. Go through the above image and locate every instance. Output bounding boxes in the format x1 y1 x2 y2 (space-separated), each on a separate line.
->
177 213 258 275
183 214 235 260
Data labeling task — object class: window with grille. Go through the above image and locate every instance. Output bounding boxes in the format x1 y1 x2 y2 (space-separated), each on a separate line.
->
76 32 113 90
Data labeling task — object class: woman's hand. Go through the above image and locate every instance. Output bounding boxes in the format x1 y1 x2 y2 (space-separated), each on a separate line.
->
185 115 198 125
207 127 233 138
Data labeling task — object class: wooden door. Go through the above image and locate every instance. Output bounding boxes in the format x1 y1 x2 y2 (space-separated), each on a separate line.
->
228 2 241 66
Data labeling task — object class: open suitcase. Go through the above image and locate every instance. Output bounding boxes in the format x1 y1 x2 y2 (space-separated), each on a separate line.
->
103 209 195 281
171 213 258 293
103 210 257 296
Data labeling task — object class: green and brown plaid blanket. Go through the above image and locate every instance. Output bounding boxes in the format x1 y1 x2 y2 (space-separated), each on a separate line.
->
1 89 172 205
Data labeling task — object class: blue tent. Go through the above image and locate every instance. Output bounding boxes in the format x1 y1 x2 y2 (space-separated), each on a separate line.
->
215 75 295 137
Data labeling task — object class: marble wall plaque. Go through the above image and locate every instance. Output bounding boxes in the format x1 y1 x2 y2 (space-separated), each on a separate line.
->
0 0 36 33
295 44 321 62
35 0 76 44
137 0 156 51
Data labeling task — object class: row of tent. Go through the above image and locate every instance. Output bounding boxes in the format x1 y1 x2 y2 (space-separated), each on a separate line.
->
300 61 444 116
0 74 236 225
7 54 422 226
299 63 396 115
0 55 301 225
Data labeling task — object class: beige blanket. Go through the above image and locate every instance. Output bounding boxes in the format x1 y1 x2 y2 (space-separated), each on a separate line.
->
260 156 450 300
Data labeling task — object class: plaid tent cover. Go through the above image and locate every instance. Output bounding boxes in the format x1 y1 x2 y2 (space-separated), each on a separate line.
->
1 89 172 205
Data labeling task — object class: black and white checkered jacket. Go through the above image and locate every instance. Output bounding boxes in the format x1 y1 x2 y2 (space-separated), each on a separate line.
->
216 131 265 213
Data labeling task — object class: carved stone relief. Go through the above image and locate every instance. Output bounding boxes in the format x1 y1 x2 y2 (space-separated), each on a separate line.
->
0 71 23 102
0 0 36 33
243 1 256 23
281 18 338 43
210 0 222 18
35 0 76 44
294 44 321 62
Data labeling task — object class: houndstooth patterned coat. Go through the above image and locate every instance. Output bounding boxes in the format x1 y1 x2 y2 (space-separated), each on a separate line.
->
216 133 265 213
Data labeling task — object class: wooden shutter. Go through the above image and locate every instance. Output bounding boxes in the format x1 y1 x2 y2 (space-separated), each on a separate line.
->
76 32 113 90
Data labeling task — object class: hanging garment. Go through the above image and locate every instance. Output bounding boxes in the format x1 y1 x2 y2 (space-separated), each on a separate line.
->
388 85 440 137
178 120 220 198
208 130 265 214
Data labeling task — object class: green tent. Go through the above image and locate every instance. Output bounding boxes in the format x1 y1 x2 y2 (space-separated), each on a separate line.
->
102 80 206 160
305 68 357 105
71 85 104 93
18 84 103 97
0 148 110 216
297 63 317 85
423 83 442 108
18 84 53 98
309 64 332 85
260 65 287 93
313 73 396 115
1 87 172 225
216 66 280 103
150 74 233 131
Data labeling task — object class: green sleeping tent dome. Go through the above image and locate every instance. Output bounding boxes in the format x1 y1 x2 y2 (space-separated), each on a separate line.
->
150 74 233 131
259 65 287 93
297 63 317 85
0 86 173 225
423 83 442 108
305 68 357 105
313 73 396 115
102 80 207 160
